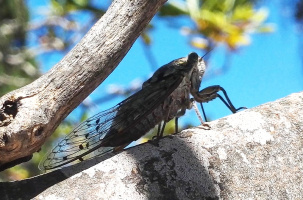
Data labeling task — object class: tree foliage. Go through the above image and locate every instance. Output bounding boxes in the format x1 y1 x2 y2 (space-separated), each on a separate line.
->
160 0 273 50
0 0 40 96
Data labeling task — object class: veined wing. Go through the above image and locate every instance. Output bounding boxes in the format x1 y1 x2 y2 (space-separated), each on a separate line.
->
40 53 199 171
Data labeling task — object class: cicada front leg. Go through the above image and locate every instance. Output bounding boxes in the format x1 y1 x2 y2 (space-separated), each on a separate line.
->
193 85 246 121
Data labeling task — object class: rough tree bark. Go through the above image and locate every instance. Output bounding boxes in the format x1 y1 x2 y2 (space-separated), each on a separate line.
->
0 0 167 170
1 92 302 199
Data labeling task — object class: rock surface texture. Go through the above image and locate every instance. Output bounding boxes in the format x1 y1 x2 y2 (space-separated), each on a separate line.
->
1 92 303 200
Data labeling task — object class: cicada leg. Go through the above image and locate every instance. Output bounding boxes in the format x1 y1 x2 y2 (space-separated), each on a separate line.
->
194 85 246 118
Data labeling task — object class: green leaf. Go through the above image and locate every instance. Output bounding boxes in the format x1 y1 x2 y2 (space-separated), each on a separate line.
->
159 2 188 16
187 0 201 20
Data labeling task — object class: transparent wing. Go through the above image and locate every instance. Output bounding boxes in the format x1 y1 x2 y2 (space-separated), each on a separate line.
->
39 104 120 171
39 72 186 171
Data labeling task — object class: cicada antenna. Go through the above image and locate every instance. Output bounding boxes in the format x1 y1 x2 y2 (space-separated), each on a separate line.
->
202 47 214 59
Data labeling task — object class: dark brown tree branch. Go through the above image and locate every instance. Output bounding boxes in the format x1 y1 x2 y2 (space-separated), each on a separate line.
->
0 0 167 169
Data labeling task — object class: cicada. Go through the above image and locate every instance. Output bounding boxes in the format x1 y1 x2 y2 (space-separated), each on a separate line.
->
40 52 245 170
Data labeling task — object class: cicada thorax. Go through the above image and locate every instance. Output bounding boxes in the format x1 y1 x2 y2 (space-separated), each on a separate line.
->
103 76 194 148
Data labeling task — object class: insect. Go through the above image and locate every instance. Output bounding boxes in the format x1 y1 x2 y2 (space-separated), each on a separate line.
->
40 52 245 171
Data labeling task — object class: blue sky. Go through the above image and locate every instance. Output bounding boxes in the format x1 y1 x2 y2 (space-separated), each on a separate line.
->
27 0 303 128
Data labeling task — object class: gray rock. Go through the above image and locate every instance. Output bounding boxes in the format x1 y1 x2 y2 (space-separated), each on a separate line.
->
2 92 303 200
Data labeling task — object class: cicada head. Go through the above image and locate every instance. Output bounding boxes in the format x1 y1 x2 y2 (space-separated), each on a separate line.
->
190 54 206 96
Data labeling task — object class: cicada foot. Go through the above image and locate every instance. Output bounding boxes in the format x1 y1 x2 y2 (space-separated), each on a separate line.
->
198 122 211 130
